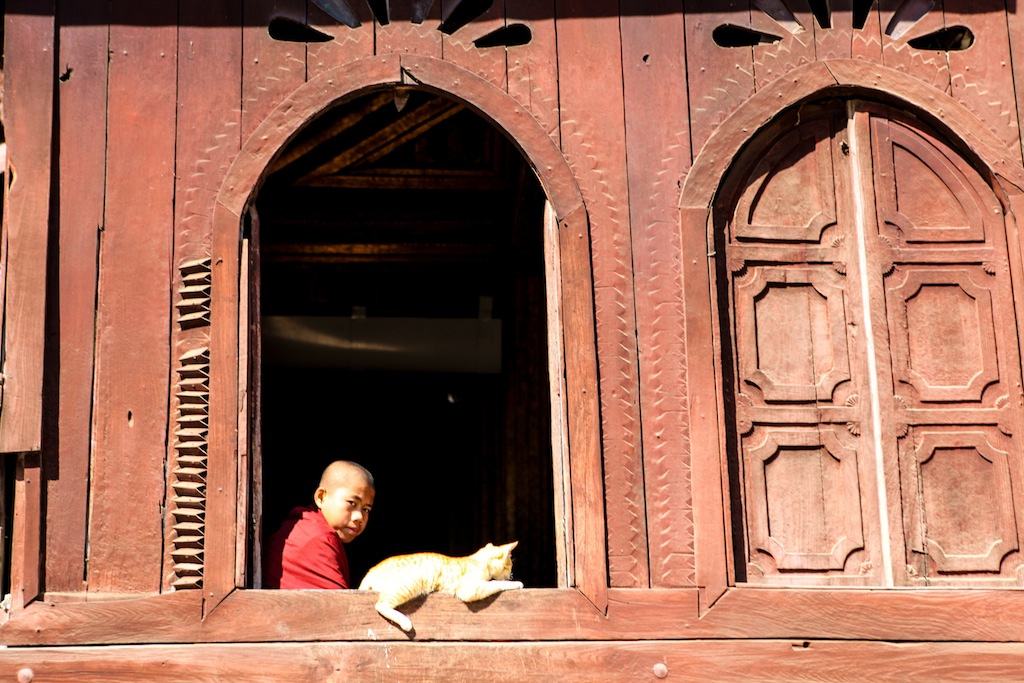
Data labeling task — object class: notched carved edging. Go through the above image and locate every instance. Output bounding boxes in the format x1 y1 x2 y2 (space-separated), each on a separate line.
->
171 345 211 589
177 257 213 329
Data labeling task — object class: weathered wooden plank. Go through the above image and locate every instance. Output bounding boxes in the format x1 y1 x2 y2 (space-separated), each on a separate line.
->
46 2 110 593
555 0 638 603
684 0 756 158
557 207 608 612
242 0 307 142
9 454 41 612
620 1 694 590
751 0 816 89
87 3 176 593
13 585 1024 645
0 5 54 455
1008 4 1024 165
681 206 730 610
166 0 243 593
307 0 374 78
440 0 507 90
506 0 559 141
879 0 950 94
944 1 1023 165
0 591 203 646
376 0 442 57
6 635 1024 681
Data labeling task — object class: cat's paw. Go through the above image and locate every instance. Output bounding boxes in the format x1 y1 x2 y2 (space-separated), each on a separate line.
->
510 581 524 590
376 604 414 633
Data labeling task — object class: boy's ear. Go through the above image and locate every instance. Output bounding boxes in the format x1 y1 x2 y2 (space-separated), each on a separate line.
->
313 487 328 508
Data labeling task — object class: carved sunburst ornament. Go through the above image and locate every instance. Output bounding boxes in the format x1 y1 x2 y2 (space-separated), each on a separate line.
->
714 0 973 52
269 0 531 49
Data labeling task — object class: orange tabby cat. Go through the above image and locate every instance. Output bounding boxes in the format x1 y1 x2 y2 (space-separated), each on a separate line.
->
358 541 523 633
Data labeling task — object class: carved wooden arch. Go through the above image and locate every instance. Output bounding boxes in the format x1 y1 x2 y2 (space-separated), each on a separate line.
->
206 54 607 614
680 59 1024 610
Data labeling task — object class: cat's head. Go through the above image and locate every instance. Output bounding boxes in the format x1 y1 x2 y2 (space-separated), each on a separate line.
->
476 541 518 580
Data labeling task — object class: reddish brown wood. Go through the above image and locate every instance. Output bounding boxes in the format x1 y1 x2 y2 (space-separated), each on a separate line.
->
242 0 308 142
46 3 108 593
307 0 374 76
557 207 608 613
7 639 1024 682
440 0 506 90
1008 7 1024 164
879 0 950 94
683 0 755 158
751 2 816 89
555 0 641 599
86 4 176 594
9 454 41 612
375 0 442 57
945 1 1023 165
14 585 1024 646
164 0 243 593
620 1 693 590
0 5 54 455
505 0 559 140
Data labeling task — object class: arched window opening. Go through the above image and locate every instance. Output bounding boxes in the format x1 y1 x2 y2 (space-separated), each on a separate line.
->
714 99 1024 588
250 88 559 589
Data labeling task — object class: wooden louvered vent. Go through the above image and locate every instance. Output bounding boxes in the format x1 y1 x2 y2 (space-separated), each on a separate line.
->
170 258 212 589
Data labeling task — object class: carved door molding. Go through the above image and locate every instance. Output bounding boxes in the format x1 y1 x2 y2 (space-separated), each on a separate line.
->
716 99 1024 588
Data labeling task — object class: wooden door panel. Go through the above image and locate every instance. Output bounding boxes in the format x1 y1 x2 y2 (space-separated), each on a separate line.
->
886 267 1000 404
723 101 1024 588
744 427 867 576
901 428 1020 580
733 120 837 242
873 118 997 245
734 266 852 403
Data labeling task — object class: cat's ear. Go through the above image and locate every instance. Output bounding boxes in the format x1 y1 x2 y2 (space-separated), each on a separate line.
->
501 541 518 553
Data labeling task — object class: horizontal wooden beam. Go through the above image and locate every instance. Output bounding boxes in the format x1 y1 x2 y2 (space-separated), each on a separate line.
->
3 639 1024 681
8 586 1024 646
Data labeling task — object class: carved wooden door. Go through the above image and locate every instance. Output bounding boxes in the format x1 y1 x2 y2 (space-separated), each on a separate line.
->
719 100 1024 587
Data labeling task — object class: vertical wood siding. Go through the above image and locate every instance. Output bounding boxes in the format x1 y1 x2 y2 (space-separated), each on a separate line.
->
86 2 177 592
14 1 1024 604
46 3 109 593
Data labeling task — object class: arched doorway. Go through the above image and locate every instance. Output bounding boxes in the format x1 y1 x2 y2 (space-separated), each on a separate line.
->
714 98 1024 588
252 87 557 588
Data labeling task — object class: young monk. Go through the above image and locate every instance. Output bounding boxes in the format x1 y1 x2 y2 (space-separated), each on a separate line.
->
263 460 375 589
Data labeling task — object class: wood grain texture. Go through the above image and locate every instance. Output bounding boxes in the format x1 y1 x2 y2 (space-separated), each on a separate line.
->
47 4 108 593
439 0 506 90
86 3 176 594
8 639 1024 682
0 5 54 454
683 0 755 159
165 0 243 592
620 1 693 590
945 1 1023 165
506 0 559 142
14 585 1024 645
307 0 374 77
242 0 307 142
555 0 642 598
376 0 442 57
879 0 951 94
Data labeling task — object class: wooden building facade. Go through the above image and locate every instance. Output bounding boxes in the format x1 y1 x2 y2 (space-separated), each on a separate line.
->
4 0 1024 679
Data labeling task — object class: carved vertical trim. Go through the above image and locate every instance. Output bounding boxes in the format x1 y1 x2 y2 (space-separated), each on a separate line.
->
169 255 213 589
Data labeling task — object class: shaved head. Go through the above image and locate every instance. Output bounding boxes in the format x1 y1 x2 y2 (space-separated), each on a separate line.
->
319 460 374 492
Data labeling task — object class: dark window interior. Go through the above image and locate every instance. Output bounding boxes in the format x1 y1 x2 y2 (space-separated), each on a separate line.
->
255 89 557 588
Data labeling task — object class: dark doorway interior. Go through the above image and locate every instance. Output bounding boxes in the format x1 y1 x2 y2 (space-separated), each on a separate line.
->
256 89 556 587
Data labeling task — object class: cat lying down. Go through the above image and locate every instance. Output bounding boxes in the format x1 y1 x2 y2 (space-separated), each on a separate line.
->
358 541 523 633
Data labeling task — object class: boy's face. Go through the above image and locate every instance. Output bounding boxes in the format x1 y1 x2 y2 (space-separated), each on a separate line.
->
314 474 375 543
